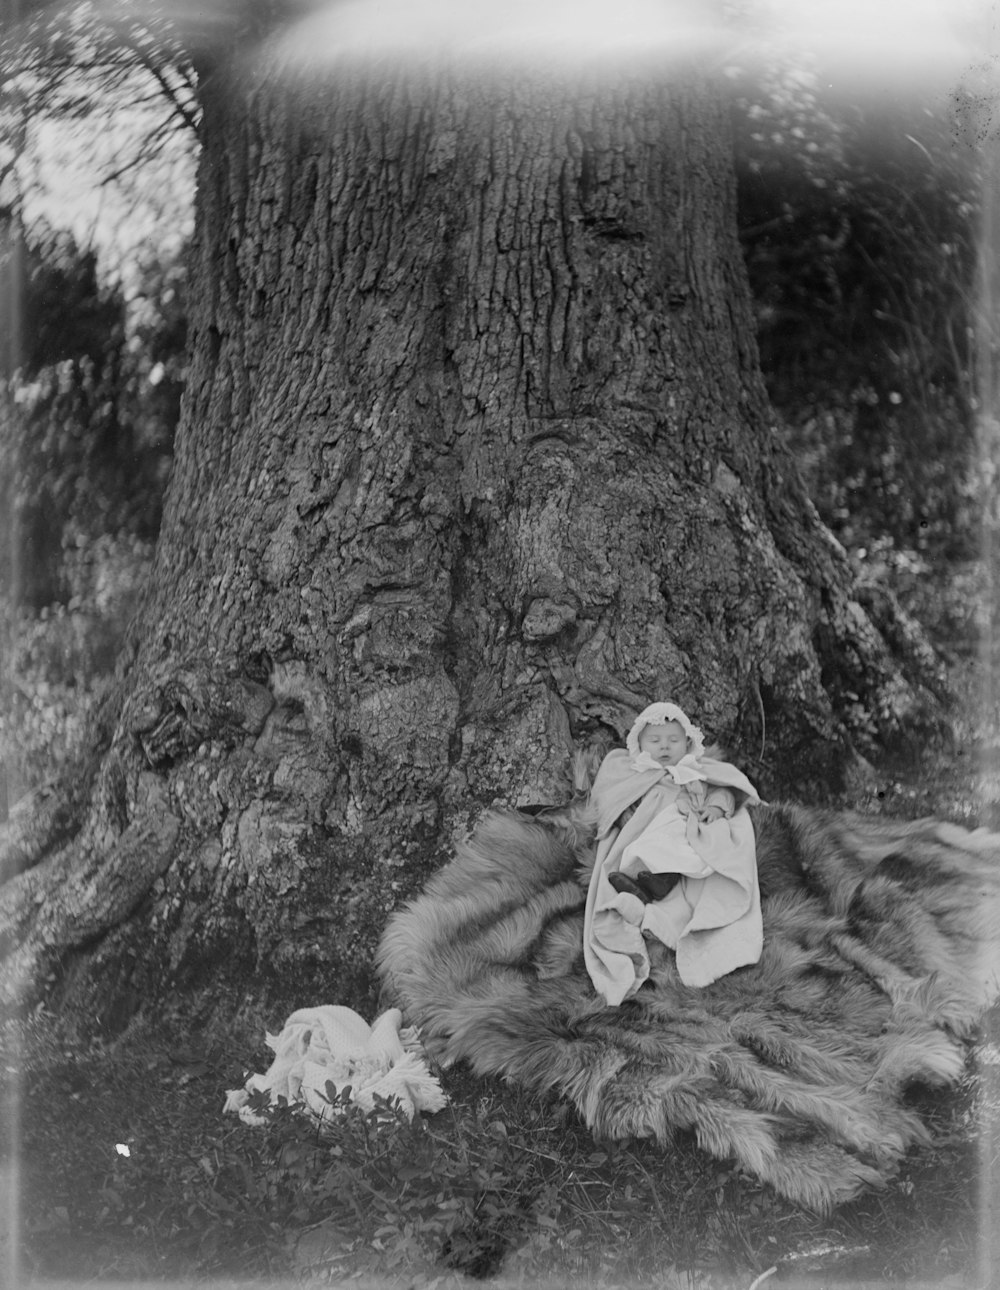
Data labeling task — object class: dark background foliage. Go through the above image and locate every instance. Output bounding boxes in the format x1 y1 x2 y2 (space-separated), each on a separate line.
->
0 224 184 610
732 71 980 572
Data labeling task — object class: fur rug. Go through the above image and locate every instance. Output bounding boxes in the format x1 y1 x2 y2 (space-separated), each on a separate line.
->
376 801 1000 1211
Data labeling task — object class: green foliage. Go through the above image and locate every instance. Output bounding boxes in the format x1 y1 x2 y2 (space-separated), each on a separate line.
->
0 226 182 804
732 75 980 568
0 224 184 610
0 536 151 802
3 231 123 377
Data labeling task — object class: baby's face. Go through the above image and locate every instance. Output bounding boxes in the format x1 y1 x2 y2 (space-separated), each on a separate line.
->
638 721 690 766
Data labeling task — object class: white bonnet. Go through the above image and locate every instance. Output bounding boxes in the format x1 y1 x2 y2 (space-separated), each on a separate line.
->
625 702 705 759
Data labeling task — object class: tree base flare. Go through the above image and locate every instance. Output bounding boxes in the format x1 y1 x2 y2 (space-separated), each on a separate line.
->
377 802 1000 1211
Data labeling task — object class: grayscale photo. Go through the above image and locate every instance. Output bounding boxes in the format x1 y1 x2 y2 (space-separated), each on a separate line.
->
1 2 998 1288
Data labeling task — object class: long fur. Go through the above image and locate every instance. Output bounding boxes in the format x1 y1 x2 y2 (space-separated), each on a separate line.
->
376 801 1000 1212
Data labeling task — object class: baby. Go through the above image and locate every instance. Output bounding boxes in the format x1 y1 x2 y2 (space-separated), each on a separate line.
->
607 708 739 903
583 702 763 1000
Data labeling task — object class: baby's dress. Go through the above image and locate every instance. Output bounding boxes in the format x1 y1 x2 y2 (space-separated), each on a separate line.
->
619 798 708 880
583 748 762 996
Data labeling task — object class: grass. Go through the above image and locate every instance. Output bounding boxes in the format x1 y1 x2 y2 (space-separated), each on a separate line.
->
5 1007 990 1288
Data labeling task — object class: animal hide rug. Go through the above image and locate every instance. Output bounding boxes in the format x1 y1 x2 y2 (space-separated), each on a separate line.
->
376 801 1000 1211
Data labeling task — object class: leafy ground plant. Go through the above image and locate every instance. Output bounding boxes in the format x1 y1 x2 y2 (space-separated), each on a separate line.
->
5 979 995 1288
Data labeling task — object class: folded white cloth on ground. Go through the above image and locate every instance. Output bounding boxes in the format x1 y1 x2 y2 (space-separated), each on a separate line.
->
223 1004 448 1125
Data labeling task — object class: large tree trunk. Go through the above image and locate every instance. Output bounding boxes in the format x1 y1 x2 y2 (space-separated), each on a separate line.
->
0 47 945 1027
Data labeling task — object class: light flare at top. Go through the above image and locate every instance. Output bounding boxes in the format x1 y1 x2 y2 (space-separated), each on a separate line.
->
275 0 721 63
267 0 984 85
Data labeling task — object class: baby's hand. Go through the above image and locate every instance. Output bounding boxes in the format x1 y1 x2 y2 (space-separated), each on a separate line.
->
698 805 725 824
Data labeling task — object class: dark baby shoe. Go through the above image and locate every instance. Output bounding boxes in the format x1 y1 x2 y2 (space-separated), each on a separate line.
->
608 871 650 901
635 871 681 901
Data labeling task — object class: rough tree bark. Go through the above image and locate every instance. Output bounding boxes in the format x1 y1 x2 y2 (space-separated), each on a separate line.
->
0 40 946 1028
